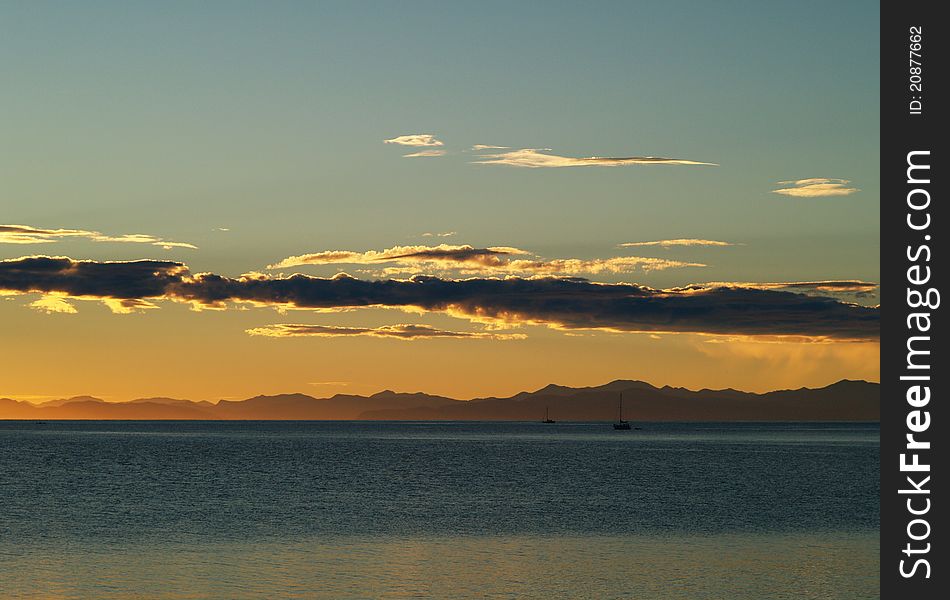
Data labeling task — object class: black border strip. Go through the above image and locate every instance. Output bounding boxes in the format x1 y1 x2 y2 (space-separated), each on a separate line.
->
881 0 943 596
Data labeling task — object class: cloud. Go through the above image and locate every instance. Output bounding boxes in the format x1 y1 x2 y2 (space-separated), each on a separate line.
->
402 149 447 158
246 323 526 341
772 178 859 197
269 244 703 276
445 256 703 276
620 239 736 248
268 245 530 270
677 280 879 301
421 231 457 238
381 245 532 271
0 225 88 244
384 134 444 147
382 136 715 168
0 256 187 299
101 297 161 314
0 256 879 340
0 224 197 249
29 295 77 314
473 148 716 168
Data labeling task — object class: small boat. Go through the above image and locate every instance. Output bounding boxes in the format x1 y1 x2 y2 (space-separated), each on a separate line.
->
613 393 632 430
542 406 556 424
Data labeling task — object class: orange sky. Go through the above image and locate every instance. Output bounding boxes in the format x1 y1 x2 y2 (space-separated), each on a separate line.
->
1 298 878 402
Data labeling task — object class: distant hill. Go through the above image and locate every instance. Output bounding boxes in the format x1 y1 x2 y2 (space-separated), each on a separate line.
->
0 380 879 421
362 379 879 421
33 395 108 408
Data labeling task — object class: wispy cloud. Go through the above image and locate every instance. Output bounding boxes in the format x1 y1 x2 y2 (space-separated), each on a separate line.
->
268 245 529 270
101 297 160 314
269 244 703 276
403 149 447 158
29 295 77 314
384 134 444 147
378 257 705 277
246 323 526 341
772 178 859 197
0 224 197 249
620 239 736 248
679 280 879 300
382 135 715 168
421 231 457 238
0 256 879 340
474 148 716 168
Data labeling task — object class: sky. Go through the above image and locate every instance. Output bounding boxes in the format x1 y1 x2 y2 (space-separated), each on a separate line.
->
1 1 880 401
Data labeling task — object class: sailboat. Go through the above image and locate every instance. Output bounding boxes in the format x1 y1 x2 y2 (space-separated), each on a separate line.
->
613 393 631 430
543 406 556 424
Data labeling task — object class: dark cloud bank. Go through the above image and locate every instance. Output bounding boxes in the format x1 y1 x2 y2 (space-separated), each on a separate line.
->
1 256 879 339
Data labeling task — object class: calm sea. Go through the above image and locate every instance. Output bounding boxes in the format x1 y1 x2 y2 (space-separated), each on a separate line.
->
0 421 879 599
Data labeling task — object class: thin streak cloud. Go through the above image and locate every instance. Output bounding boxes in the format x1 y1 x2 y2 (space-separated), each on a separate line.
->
473 148 716 168
379 257 705 277
772 178 859 197
403 149 447 158
679 280 879 300
620 239 736 248
0 224 197 249
246 323 526 341
268 245 530 270
269 244 703 275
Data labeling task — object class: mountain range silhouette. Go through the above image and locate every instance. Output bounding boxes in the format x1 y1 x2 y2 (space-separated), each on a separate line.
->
1 379 879 421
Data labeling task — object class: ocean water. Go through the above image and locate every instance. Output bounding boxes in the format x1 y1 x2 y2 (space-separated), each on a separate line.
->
0 421 879 599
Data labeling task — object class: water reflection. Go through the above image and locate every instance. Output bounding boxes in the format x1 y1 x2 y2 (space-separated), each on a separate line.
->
3 533 878 599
